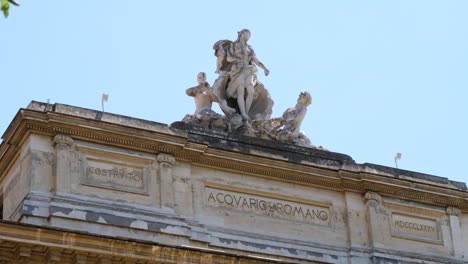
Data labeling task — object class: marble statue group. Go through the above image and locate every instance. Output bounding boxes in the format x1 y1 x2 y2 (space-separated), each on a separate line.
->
182 29 313 147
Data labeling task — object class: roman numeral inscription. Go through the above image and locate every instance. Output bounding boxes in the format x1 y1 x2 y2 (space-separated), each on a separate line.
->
204 183 331 226
390 213 442 244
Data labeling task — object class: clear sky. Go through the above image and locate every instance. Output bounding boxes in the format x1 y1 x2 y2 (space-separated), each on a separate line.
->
2 1 468 183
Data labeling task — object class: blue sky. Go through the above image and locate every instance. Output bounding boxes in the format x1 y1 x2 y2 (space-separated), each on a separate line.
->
2 1 468 183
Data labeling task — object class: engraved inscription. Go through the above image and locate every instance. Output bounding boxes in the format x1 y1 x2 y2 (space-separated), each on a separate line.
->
205 186 330 226
390 213 441 244
87 166 144 185
82 158 149 195
394 220 435 233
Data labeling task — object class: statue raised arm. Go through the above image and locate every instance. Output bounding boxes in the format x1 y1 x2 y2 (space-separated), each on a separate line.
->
212 29 273 121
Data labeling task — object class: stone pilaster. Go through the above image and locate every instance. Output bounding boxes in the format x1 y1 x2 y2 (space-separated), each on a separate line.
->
447 206 464 258
53 134 74 193
364 191 382 204
157 153 176 209
364 191 386 248
344 191 370 264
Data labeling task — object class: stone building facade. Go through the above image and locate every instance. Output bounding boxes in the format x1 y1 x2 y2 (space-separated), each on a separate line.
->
0 101 467 263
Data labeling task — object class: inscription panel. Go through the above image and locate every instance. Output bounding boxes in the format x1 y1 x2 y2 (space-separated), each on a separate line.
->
82 158 150 195
76 144 155 196
204 183 331 226
390 212 442 244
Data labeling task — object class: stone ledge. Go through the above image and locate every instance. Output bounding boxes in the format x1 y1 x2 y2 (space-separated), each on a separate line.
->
3 101 466 192
26 101 185 137
171 122 466 191
0 221 303 264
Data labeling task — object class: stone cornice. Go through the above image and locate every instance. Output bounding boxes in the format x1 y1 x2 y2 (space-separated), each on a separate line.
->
0 221 291 263
1 104 468 212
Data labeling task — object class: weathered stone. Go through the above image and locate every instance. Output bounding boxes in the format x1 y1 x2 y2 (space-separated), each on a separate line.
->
0 101 467 264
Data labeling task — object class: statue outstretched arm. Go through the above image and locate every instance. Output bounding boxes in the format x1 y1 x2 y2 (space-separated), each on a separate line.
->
252 56 269 76
186 86 198 97
201 82 221 102
186 82 217 102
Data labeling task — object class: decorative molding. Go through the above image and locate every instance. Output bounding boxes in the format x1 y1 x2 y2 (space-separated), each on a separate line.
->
0 222 280 264
0 113 467 213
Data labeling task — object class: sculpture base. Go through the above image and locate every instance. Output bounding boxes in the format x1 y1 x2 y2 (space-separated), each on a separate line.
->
180 111 316 148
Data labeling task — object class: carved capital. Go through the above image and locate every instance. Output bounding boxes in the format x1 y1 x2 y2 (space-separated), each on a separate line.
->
53 134 74 147
157 153 176 165
447 206 461 216
364 191 382 203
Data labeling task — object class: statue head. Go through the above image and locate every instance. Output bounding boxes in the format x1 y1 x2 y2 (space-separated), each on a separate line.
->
236 29 251 43
298 92 312 106
197 72 206 84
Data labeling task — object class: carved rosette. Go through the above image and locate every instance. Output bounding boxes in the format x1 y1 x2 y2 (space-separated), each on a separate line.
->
446 206 461 216
364 191 382 204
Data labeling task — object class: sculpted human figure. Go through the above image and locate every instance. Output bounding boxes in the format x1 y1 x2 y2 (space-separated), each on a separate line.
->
178 32 319 147
212 29 273 121
186 72 236 117
276 92 312 144
186 72 216 116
